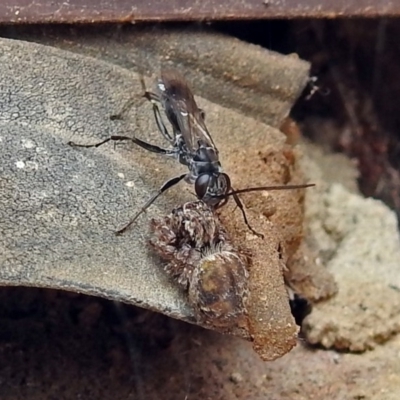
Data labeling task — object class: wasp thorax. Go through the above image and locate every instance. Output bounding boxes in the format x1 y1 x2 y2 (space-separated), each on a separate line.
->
189 250 249 327
149 201 250 328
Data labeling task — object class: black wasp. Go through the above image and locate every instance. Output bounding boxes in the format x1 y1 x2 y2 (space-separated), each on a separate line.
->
69 69 313 237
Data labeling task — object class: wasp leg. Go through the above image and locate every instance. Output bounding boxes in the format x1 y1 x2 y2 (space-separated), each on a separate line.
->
116 173 187 235
231 192 264 239
68 135 174 155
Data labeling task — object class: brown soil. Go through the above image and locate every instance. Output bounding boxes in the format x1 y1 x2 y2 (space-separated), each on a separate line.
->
1 287 399 400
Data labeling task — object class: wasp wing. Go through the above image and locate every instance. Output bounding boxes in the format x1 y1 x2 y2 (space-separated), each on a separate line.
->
159 69 217 154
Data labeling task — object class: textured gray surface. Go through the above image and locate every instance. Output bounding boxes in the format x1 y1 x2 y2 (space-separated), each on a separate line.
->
0 37 192 320
6 26 310 130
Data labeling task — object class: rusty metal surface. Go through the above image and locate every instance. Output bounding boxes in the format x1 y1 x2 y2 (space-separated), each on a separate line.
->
0 0 399 24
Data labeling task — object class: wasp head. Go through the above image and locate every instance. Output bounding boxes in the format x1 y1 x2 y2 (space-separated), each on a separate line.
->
194 172 231 206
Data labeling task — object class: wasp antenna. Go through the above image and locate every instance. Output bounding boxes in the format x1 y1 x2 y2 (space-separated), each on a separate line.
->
217 183 315 199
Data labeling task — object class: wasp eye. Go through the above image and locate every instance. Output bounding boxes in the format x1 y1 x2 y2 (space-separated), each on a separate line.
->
195 174 210 199
220 173 231 193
